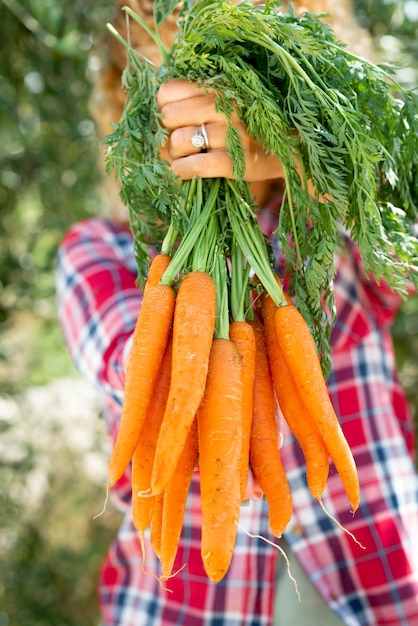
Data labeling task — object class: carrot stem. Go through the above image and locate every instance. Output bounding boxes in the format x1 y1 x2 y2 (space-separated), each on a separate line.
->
191 210 219 274
160 178 220 286
230 235 251 323
226 181 287 308
212 243 230 340
122 6 171 67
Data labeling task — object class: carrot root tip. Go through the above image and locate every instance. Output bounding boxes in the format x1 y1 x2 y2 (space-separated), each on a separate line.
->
160 562 187 582
137 531 173 593
317 497 366 550
93 482 110 520
235 521 300 602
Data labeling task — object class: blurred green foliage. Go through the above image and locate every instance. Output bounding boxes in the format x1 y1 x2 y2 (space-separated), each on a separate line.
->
1 2 121 625
0 0 417 625
355 0 418 80
0 379 123 626
0 0 113 327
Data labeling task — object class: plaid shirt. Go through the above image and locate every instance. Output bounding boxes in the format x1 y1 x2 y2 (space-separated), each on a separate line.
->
56 215 418 626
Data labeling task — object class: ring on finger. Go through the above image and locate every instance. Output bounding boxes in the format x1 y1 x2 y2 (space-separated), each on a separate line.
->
200 124 209 151
191 124 209 152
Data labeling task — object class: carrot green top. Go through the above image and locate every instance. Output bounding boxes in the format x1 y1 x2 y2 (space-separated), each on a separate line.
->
106 0 418 375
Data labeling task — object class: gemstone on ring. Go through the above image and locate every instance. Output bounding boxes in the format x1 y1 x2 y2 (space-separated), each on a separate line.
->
191 124 209 151
191 130 205 149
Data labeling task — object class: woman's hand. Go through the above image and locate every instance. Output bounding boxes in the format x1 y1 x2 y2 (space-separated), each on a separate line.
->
157 78 284 184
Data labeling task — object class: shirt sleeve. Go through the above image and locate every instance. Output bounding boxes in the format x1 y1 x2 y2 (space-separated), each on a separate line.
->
56 218 140 439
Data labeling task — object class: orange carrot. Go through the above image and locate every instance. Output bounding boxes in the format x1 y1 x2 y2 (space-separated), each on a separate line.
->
229 320 256 501
273 302 360 512
262 296 330 500
144 253 172 290
131 335 173 533
249 318 293 537
197 338 244 583
151 271 216 494
107 259 175 487
150 491 164 560
160 418 198 580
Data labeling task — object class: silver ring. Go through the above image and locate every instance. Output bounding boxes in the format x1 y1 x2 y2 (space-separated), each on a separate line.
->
191 124 209 151
200 124 209 150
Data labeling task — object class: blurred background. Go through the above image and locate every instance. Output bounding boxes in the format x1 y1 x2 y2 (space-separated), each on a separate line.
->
0 0 417 624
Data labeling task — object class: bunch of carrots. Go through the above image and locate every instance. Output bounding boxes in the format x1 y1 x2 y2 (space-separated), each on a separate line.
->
103 0 418 585
106 178 360 584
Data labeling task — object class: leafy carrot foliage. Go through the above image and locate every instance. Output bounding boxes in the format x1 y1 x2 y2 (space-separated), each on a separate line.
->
106 0 418 374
